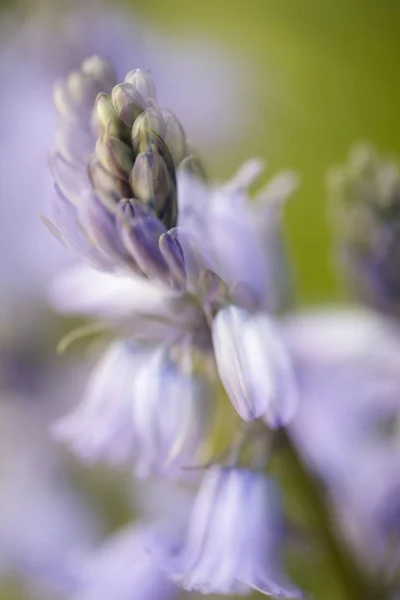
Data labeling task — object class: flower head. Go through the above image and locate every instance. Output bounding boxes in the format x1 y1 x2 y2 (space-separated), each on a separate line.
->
48 56 190 271
50 146 300 462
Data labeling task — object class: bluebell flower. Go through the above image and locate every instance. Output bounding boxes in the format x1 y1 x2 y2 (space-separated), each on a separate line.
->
50 149 300 435
0 3 252 330
212 305 298 425
328 144 400 316
157 465 302 597
178 158 299 311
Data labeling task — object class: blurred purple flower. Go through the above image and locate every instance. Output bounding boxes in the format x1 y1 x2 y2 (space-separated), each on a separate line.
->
285 307 400 568
66 524 177 600
328 144 400 317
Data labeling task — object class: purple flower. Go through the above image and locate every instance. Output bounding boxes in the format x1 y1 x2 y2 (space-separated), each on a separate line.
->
158 465 302 597
178 159 298 312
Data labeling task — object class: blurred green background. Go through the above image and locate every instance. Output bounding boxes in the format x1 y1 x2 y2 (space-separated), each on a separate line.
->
131 0 400 304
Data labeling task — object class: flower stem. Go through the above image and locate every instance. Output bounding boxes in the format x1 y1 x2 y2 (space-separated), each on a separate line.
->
279 429 384 600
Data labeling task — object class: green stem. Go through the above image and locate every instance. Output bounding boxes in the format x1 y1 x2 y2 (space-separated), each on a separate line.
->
279 429 383 600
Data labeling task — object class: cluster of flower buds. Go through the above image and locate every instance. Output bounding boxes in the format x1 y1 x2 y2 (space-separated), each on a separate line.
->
48 56 189 274
329 144 400 315
46 57 303 599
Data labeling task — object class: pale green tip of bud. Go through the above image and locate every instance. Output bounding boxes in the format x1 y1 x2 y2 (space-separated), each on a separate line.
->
95 93 117 128
124 69 157 101
96 132 134 178
131 108 166 153
111 83 146 128
162 109 187 166
130 140 177 228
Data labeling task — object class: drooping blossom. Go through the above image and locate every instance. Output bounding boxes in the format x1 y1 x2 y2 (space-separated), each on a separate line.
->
156 465 302 597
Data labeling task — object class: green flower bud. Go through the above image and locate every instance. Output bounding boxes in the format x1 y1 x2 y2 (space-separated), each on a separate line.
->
162 109 187 166
93 93 129 140
95 93 117 129
131 108 166 154
88 157 131 211
124 69 157 100
111 83 146 128
96 130 134 179
130 136 177 229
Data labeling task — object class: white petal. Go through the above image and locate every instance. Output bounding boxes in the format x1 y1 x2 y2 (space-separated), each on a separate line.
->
208 187 268 308
212 306 298 425
53 342 149 464
50 264 201 342
132 346 211 477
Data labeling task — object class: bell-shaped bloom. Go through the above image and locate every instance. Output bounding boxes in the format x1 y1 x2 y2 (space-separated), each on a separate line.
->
131 345 211 478
64 524 177 600
159 465 302 597
212 305 298 425
53 339 211 476
52 341 149 465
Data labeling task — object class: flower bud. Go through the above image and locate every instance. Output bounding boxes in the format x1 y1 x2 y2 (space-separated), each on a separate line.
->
124 69 157 100
94 93 117 129
131 108 166 154
119 215 170 280
159 232 186 284
111 83 146 127
130 138 177 229
88 157 131 210
96 131 134 179
162 109 187 166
